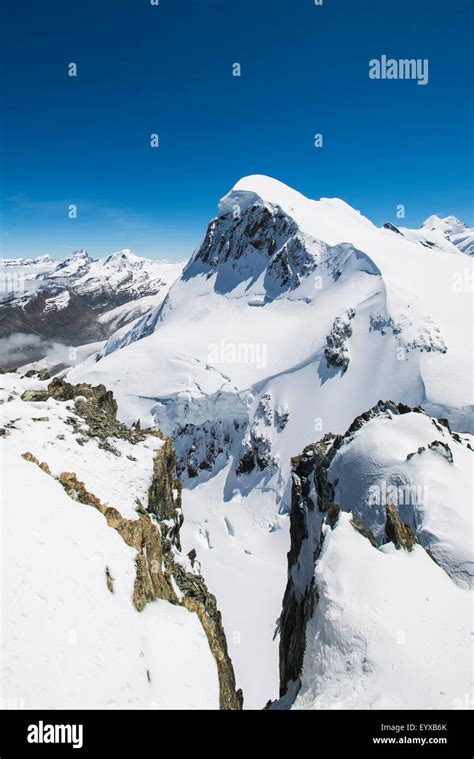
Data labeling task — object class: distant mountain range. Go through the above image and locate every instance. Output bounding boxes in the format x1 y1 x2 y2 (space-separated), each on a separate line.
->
387 213 474 256
0 249 184 364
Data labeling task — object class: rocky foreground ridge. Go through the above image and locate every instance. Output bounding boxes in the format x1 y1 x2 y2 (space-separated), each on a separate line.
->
0 367 242 709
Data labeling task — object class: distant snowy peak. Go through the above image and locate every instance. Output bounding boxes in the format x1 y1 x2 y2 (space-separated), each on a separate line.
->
422 214 467 234
422 214 474 256
391 213 474 256
70 250 183 308
0 254 56 267
43 250 93 281
103 249 142 266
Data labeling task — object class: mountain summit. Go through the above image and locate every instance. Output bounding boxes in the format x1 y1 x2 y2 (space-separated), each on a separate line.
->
67 176 473 707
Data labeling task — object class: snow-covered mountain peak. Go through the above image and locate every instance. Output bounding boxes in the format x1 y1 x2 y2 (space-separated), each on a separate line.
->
34 248 181 305
71 248 91 258
51 176 473 709
104 249 141 266
82 176 472 426
225 174 308 210
181 176 379 306
422 214 467 233
225 175 367 232
34 254 56 266
399 213 474 256
46 249 94 279
187 192 322 297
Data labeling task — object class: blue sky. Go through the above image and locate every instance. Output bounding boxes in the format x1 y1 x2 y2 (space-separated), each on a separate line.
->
1 0 472 261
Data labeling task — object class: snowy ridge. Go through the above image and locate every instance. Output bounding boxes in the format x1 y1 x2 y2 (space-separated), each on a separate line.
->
275 401 473 710
295 512 471 710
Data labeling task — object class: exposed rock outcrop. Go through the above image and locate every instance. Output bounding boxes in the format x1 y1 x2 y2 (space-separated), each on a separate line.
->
323 308 355 374
276 399 470 707
278 436 334 697
384 502 418 551
237 393 279 475
20 377 242 710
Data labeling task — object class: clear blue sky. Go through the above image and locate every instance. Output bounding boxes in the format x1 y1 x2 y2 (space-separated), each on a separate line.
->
1 0 472 260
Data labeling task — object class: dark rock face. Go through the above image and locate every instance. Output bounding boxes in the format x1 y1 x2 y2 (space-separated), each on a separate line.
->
183 199 318 298
428 439 453 463
21 389 49 402
278 436 334 698
194 202 298 270
173 419 236 481
324 309 355 374
383 221 403 235
351 513 378 546
237 394 279 476
384 503 418 551
148 438 181 522
265 232 317 291
236 448 256 476
170 560 243 710
370 313 402 337
274 404 289 432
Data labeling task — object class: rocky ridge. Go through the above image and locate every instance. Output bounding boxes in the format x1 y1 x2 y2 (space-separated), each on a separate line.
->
276 400 473 706
2 369 242 710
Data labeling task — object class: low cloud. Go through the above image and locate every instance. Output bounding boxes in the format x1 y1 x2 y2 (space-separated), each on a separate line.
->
0 333 73 369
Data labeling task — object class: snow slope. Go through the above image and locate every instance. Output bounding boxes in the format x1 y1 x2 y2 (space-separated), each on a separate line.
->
294 512 472 710
276 402 473 710
1 449 218 709
179 465 288 709
0 372 220 709
327 410 474 588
